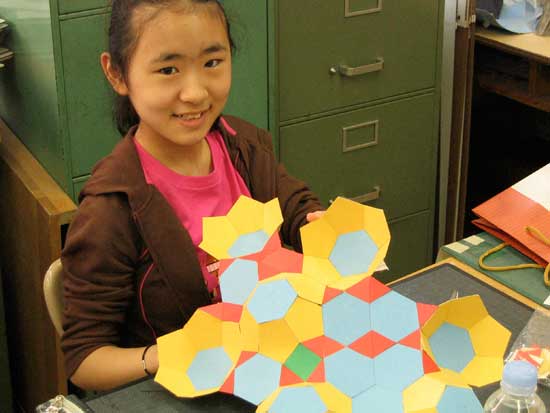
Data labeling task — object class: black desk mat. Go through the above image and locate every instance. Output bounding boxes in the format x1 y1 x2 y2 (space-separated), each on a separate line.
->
84 263 537 412
392 263 535 404
87 382 254 413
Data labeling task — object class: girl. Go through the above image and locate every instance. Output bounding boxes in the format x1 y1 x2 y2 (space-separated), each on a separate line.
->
61 0 323 391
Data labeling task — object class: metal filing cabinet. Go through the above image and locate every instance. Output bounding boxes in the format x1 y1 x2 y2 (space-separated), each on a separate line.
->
276 0 443 279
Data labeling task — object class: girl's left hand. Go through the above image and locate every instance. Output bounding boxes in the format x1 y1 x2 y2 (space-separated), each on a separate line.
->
306 211 325 222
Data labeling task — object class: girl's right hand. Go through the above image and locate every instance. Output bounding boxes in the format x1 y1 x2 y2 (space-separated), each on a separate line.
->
306 210 326 222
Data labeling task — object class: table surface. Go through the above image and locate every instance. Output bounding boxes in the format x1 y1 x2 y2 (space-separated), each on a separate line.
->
81 260 547 412
475 26 550 64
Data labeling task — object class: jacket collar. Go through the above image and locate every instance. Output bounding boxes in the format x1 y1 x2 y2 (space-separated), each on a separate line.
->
80 116 244 211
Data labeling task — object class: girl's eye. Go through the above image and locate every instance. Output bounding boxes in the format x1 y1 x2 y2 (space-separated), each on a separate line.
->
159 67 178 75
205 59 222 68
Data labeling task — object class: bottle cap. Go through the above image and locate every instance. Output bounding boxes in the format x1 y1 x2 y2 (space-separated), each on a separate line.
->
501 360 538 396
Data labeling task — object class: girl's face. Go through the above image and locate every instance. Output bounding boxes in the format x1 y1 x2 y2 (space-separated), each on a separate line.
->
112 6 232 151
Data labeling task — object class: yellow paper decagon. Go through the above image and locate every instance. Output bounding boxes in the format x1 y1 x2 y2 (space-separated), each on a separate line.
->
300 197 390 284
155 307 242 397
200 196 284 259
421 295 510 387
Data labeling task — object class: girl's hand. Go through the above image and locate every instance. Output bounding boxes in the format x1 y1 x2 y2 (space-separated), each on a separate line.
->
306 211 325 222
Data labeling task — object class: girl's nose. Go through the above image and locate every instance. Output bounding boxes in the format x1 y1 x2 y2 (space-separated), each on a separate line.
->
178 74 208 104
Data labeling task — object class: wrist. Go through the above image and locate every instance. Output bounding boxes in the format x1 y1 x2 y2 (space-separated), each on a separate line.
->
141 344 158 377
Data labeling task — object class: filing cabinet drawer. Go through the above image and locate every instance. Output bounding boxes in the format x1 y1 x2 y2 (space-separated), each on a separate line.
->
382 211 434 283
60 13 120 177
278 0 440 121
58 0 109 14
280 93 437 220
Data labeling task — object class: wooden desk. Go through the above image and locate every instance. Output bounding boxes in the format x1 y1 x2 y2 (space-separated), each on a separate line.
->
454 26 550 239
475 26 550 112
0 269 12 413
0 118 77 412
476 26 550 64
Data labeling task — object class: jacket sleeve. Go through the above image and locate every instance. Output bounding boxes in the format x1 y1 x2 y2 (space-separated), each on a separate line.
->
60 193 141 378
256 128 324 252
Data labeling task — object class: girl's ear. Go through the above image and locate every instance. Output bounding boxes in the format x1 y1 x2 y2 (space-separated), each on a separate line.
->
100 52 129 96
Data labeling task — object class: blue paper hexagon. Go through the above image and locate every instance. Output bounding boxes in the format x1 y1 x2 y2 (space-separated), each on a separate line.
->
186 347 233 391
329 230 378 276
437 386 483 413
374 344 423 392
429 322 475 372
270 386 327 413
325 348 375 397
247 279 297 323
229 230 269 257
234 354 281 405
371 290 419 342
322 292 371 345
352 385 404 413
220 259 259 305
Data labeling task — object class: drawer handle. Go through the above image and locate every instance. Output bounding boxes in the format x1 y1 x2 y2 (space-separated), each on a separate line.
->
330 186 381 205
345 0 382 17
330 58 384 77
342 120 379 153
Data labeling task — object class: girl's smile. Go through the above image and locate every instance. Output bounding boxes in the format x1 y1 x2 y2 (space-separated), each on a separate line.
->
173 108 210 129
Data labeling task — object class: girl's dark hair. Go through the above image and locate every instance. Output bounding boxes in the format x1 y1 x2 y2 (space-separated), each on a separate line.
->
107 0 235 135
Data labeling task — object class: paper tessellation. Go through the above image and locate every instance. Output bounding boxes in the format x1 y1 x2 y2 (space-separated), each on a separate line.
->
155 196 511 412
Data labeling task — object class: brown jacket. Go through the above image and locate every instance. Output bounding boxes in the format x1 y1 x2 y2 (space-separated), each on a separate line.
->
60 116 322 378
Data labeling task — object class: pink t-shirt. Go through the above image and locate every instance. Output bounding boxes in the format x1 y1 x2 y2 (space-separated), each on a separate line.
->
134 129 251 302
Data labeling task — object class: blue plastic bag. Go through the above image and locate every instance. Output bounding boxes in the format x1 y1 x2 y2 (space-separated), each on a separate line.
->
477 0 543 33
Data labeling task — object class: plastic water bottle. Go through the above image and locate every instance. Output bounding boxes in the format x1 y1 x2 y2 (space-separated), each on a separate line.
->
484 360 547 413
